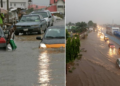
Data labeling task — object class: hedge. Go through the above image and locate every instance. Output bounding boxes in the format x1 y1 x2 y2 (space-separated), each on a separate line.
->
66 35 80 63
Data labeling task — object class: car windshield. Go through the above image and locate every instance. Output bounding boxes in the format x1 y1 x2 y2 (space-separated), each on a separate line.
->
45 28 65 39
20 15 40 22
32 12 48 18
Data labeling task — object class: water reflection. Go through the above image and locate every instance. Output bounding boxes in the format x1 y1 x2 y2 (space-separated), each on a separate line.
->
38 50 50 85
108 48 116 56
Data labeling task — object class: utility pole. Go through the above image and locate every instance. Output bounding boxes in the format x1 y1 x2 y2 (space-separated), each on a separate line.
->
7 0 9 22
1 0 3 7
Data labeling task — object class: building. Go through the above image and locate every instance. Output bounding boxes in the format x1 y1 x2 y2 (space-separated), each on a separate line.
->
49 0 65 14
28 4 46 10
0 0 28 10
106 26 120 34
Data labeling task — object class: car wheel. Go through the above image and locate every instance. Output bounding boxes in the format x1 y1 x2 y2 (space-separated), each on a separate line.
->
38 27 42 34
15 32 19 35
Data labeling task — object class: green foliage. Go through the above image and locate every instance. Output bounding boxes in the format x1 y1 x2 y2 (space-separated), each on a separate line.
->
88 20 94 27
66 29 70 39
66 35 81 63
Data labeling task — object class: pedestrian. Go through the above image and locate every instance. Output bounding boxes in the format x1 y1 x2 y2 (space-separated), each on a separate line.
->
0 13 4 28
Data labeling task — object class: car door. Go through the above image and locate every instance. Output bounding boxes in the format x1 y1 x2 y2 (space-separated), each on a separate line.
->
40 15 46 30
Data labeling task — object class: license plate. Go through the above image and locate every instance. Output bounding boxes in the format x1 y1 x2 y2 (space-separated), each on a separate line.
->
24 29 28 31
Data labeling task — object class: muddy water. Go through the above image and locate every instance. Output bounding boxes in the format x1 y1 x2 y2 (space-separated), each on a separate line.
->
0 20 65 86
67 31 120 86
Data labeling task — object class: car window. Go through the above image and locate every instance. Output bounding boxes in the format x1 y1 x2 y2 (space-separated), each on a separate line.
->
40 15 44 20
45 29 65 38
20 15 40 22
48 11 52 16
32 12 48 18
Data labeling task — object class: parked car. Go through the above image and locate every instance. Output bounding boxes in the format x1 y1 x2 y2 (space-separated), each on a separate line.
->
116 58 120 68
15 14 47 35
36 26 65 48
0 27 7 49
30 10 54 27
108 43 115 48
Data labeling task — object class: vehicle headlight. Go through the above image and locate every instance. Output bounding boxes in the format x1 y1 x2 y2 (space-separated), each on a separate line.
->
40 43 46 48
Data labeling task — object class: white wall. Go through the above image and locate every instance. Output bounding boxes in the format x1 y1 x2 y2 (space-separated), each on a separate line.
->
56 0 65 14
0 0 28 10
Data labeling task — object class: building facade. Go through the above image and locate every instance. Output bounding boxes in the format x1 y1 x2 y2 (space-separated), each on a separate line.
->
49 0 65 14
0 0 28 10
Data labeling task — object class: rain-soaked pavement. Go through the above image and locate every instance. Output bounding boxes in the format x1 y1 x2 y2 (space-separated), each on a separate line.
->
67 31 120 86
0 20 65 86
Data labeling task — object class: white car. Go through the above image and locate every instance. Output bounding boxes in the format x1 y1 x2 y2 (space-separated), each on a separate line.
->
30 10 53 27
116 58 120 68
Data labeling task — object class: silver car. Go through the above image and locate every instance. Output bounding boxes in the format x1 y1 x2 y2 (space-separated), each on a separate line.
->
116 58 120 68
15 14 47 35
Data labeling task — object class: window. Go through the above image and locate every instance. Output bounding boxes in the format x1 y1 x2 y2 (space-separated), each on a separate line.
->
58 5 63 8
40 15 44 20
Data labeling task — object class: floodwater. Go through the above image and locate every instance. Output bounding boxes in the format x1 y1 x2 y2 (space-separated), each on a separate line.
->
67 31 120 86
0 20 65 86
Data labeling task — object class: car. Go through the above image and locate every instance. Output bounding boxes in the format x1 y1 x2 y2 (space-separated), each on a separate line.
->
15 14 47 35
108 43 115 48
116 58 120 68
30 10 54 27
104 36 109 40
0 27 7 49
36 26 65 48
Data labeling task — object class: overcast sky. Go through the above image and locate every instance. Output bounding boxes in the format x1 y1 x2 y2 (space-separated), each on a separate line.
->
66 0 120 24
32 0 49 6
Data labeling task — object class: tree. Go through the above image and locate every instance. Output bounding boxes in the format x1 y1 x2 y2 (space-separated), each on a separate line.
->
66 29 70 39
88 20 94 27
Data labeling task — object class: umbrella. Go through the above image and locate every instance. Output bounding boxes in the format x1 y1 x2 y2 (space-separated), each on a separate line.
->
0 8 8 14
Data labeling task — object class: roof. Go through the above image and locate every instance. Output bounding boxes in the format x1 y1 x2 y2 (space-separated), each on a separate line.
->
50 0 65 5
47 5 57 12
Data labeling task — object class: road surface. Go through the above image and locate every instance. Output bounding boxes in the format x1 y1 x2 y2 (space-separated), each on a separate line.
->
0 19 65 86
67 31 120 86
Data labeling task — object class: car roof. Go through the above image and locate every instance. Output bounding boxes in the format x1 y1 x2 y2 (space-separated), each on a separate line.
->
32 10 49 13
47 26 65 29
23 14 40 16
117 58 120 61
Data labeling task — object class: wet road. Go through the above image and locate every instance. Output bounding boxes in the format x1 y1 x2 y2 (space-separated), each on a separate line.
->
0 20 65 86
67 31 120 86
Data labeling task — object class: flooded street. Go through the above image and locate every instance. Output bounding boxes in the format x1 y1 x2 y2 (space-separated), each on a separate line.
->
0 20 65 86
67 31 120 86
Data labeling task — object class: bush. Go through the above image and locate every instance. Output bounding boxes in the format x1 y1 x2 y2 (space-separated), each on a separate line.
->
66 35 80 63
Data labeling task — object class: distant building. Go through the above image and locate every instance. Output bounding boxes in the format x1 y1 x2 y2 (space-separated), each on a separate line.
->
48 0 65 14
0 0 28 10
28 4 47 10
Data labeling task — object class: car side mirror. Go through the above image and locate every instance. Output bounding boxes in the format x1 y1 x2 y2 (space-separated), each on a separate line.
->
36 36 42 40
49 16 51 18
